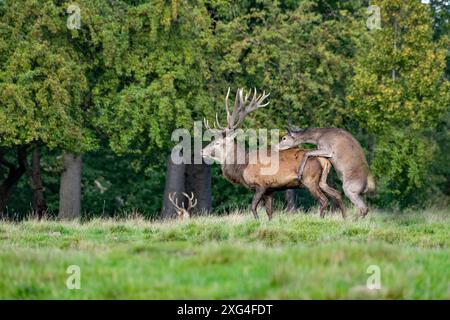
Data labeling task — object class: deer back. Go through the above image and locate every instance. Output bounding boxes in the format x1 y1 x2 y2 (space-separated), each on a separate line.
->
242 148 323 189
317 129 370 180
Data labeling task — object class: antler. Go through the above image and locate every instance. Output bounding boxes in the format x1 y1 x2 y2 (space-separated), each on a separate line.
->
168 192 184 211
224 87 270 130
182 192 197 211
203 117 224 135
204 88 270 134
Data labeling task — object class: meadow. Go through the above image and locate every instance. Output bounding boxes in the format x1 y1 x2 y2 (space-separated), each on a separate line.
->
0 208 448 299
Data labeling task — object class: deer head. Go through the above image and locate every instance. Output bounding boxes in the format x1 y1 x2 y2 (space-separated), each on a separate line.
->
273 125 305 151
201 88 270 163
168 192 197 219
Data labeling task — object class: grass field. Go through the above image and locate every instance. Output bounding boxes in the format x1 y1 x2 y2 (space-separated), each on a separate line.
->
0 208 449 299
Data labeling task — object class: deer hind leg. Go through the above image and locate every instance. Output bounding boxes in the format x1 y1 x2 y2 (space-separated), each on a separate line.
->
298 149 332 183
251 188 266 220
317 158 346 219
262 192 274 220
343 183 368 219
307 185 328 218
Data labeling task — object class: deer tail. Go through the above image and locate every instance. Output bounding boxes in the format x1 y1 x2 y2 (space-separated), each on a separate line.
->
365 173 376 194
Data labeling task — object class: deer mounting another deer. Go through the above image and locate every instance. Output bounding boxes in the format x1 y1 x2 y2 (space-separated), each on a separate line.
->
168 192 197 219
274 127 375 218
201 88 345 220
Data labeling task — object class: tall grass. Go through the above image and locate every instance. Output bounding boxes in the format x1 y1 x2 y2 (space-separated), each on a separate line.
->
0 208 448 299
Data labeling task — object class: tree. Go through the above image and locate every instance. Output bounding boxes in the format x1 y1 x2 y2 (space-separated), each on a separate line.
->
427 1 450 205
161 155 186 219
185 162 212 215
429 0 450 40
59 153 82 220
347 0 450 207
2 0 446 216
54 0 127 219
206 0 367 129
161 155 212 218
92 1 213 154
0 0 96 216
86 1 215 217
29 144 46 218
0 146 28 216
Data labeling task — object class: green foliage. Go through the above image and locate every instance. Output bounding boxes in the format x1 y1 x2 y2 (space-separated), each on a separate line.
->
208 0 367 129
372 130 436 207
91 0 214 154
347 0 450 208
348 0 448 132
1 0 449 215
429 0 450 40
0 0 94 151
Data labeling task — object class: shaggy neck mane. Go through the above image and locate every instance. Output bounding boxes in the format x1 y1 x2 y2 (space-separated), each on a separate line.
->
221 144 249 186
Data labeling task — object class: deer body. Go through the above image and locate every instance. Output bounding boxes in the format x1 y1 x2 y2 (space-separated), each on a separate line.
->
220 146 319 188
240 149 322 190
206 141 344 220
275 127 375 218
202 89 345 220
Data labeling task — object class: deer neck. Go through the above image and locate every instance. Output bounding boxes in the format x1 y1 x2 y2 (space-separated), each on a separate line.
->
296 128 323 144
221 143 249 186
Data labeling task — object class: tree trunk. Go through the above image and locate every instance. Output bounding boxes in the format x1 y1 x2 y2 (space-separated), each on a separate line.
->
29 145 47 219
185 161 211 215
161 154 186 219
0 146 28 217
59 153 82 220
284 189 297 212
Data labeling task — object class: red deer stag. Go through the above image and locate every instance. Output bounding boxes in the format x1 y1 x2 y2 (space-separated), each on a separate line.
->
168 192 197 219
201 88 345 220
274 127 375 218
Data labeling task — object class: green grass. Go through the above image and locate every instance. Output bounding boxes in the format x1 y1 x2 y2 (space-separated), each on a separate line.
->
0 208 449 299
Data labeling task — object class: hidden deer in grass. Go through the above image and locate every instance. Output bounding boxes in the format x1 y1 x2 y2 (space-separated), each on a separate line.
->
274 127 375 218
168 192 197 219
201 88 345 220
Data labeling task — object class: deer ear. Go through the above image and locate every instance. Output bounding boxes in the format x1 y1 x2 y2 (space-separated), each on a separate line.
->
286 124 301 136
285 126 294 137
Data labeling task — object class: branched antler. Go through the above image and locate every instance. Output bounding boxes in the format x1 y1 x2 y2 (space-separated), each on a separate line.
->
203 117 223 135
168 192 184 211
168 192 197 219
204 88 270 134
182 192 197 211
224 87 270 130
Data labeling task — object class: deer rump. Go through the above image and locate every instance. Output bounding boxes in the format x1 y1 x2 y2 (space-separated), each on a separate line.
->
235 148 345 219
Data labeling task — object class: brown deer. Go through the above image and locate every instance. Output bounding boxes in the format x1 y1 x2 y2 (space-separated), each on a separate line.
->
201 88 345 220
168 192 197 219
274 127 375 218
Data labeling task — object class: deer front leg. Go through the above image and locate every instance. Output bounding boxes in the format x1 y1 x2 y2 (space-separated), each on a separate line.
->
262 192 274 220
298 149 332 183
251 188 266 220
